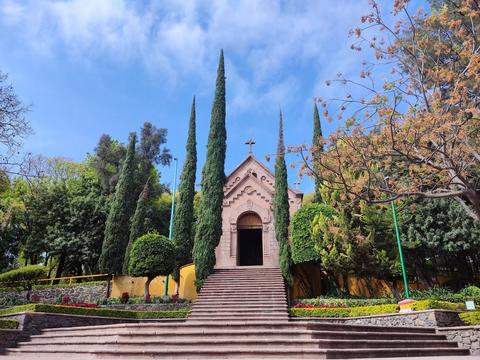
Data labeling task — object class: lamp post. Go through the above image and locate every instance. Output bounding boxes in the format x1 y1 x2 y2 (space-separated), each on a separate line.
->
163 157 178 297
384 176 409 299
390 199 410 299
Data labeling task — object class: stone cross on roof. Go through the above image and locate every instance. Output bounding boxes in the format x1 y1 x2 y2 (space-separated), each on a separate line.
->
245 139 256 154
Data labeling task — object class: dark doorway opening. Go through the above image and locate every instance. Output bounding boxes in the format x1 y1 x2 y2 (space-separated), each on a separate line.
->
238 228 263 266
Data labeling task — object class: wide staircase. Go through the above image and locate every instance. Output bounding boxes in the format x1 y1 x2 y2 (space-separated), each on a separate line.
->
3 267 472 359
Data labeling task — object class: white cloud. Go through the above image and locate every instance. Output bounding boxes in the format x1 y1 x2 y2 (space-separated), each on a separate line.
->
0 0 368 111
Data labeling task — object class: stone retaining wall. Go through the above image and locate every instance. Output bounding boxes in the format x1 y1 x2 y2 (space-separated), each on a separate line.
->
0 282 109 306
296 310 464 328
0 329 23 351
0 312 183 336
437 326 480 355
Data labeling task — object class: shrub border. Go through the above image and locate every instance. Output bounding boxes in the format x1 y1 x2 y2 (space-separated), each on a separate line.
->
460 310 480 326
0 304 189 319
289 300 466 318
0 318 19 329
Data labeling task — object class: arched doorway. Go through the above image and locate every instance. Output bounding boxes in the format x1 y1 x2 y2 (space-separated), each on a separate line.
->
237 212 263 266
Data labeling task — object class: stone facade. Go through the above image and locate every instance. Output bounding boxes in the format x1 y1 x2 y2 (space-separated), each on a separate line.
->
298 310 464 328
216 155 302 268
0 282 110 306
437 326 480 355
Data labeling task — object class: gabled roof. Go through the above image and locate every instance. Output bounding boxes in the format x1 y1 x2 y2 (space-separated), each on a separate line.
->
225 154 302 198
225 154 273 182
224 169 274 200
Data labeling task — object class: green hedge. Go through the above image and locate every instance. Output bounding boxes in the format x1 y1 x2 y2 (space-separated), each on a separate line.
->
290 300 466 318
291 203 333 264
0 304 189 319
290 304 399 318
0 265 47 289
32 280 108 290
459 311 480 326
299 297 396 308
411 300 465 311
0 319 19 329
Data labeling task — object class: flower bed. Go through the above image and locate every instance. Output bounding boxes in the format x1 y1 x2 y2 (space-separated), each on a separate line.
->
290 300 467 318
0 304 189 319
290 304 398 317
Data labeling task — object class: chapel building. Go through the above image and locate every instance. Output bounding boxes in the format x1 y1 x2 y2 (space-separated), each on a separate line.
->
215 153 302 268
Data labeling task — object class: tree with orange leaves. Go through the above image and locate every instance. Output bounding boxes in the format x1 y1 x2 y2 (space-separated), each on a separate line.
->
299 0 480 220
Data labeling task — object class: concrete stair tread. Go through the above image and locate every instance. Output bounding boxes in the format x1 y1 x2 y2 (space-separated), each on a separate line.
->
18 338 459 347
7 347 470 355
39 320 439 334
30 329 449 340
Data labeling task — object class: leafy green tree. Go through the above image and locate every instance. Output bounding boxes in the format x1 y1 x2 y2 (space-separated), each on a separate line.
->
291 202 333 264
313 209 356 293
193 50 227 289
172 97 197 282
64 173 109 275
136 122 171 198
359 202 402 296
312 103 324 203
99 133 138 274
402 198 480 289
123 179 150 274
128 233 175 299
274 111 293 285
90 134 126 194
0 179 24 271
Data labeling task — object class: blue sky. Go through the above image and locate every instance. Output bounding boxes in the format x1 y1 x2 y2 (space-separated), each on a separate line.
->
0 0 424 193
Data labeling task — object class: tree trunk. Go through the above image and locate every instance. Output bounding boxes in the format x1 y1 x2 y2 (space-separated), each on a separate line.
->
342 273 350 295
54 254 66 283
144 276 153 301
390 280 400 300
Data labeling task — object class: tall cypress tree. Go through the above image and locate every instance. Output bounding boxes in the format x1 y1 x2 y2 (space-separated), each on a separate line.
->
172 96 197 282
193 50 227 289
122 179 150 274
99 132 137 274
274 111 293 285
312 103 324 203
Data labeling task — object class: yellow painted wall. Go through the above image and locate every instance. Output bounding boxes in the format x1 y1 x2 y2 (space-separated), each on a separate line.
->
110 263 197 300
178 264 197 300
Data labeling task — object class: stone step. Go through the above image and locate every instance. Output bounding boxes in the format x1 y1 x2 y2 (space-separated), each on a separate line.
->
193 299 287 304
6 346 470 359
206 277 283 280
188 314 289 319
191 306 287 312
38 321 438 335
191 305 287 311
196 293 287 297
198 290 286 294
32 326 446 341
202 282 285 287
192 305 287 309
30 329 449 342
16 338 459 350
204 280 283 283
